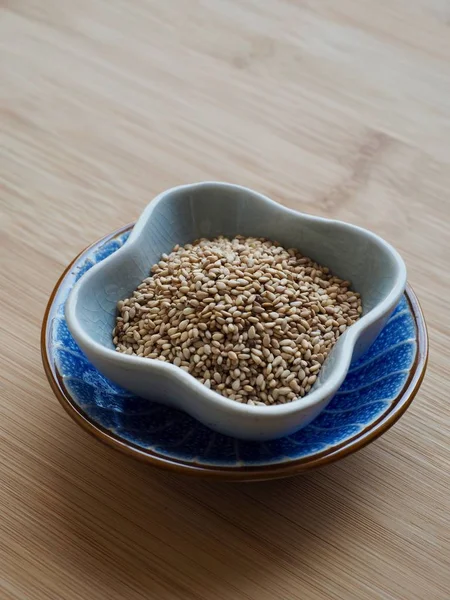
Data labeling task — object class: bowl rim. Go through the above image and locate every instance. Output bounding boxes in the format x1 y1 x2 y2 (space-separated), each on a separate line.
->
41 223 428 481
65 182 408 418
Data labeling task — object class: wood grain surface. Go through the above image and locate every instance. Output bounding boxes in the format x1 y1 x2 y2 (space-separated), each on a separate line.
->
1 1 449 599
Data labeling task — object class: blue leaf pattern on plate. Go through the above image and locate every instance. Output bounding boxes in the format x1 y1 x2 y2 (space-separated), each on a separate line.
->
48 229 417 467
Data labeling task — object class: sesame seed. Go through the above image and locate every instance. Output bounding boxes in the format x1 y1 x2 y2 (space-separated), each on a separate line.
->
113 235 362 405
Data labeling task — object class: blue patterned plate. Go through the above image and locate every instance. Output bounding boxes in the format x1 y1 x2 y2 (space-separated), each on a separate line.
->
42 225 428 480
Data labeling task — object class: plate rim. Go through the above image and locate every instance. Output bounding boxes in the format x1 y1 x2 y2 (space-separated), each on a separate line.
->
41 224 429 481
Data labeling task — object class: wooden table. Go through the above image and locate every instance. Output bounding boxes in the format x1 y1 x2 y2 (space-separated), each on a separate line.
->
1 2 449 599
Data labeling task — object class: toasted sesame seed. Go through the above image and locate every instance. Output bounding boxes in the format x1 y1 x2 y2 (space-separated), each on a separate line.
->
272 355 282 367
114 235 361 405
256 374 265 387
231 379 241 391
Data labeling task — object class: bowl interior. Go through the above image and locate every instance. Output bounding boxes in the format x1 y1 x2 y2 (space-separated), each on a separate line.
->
72 184 402 355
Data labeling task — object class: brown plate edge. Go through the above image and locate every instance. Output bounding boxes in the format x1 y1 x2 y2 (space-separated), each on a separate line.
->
41 225 429 482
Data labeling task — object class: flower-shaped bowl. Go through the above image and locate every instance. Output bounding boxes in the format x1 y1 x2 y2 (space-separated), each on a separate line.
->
65 182 407 441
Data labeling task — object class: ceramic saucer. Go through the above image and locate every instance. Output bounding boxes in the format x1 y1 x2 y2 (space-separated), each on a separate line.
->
42 224 428 481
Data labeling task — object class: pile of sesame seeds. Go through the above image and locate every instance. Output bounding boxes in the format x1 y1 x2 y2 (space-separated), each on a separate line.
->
113 236 362 406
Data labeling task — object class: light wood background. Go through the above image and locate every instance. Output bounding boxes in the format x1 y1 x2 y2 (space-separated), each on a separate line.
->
1 1 449 599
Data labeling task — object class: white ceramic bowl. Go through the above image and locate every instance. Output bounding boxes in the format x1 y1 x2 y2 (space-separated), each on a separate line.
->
66 182 407 440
